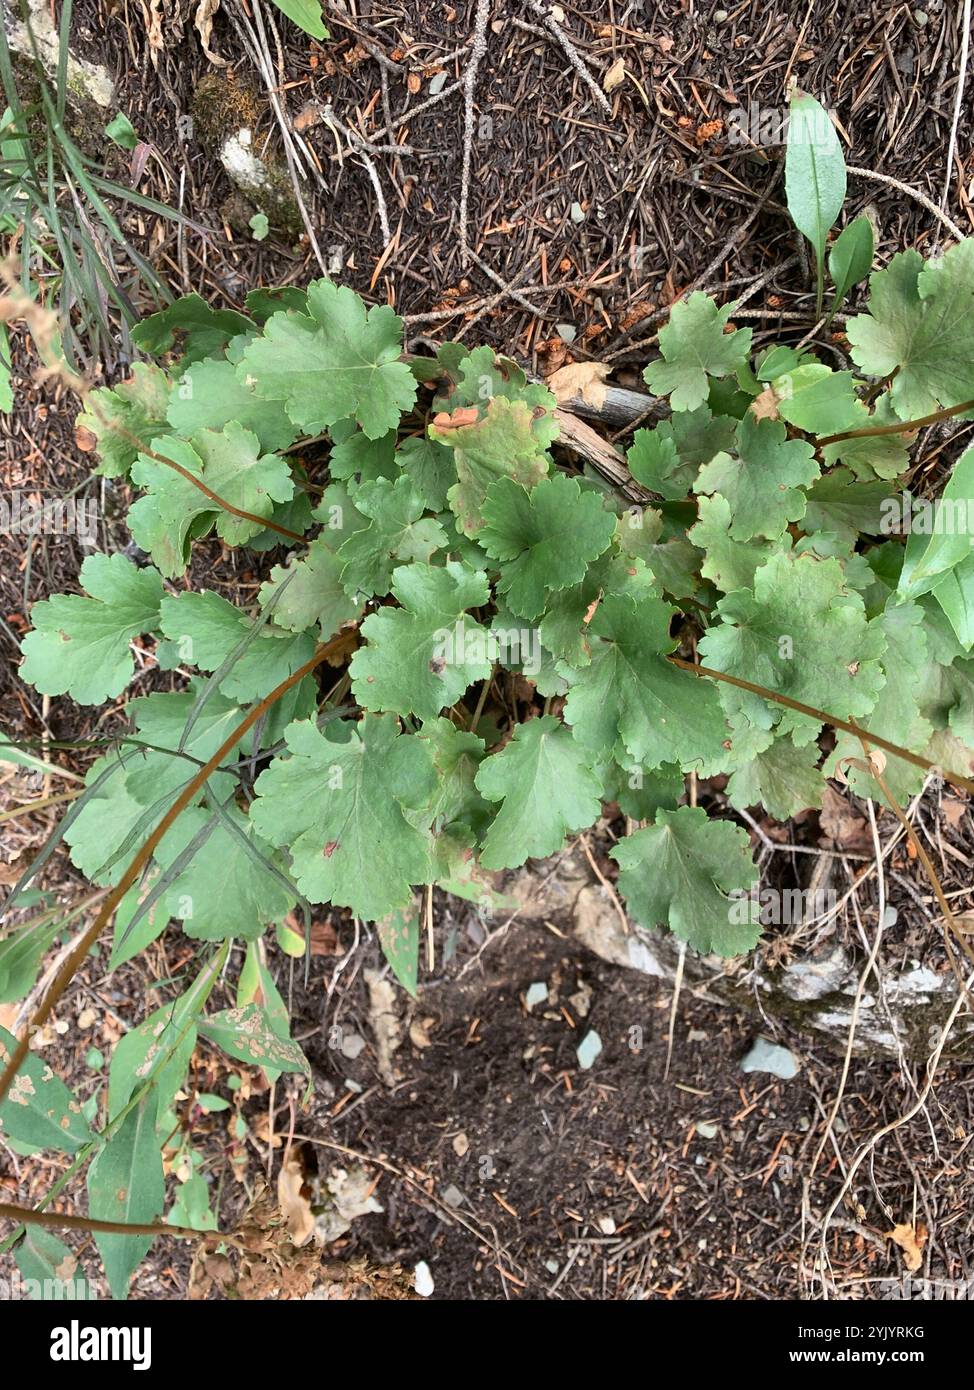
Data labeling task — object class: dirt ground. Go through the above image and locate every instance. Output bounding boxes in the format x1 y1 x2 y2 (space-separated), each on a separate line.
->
2 0 974 1300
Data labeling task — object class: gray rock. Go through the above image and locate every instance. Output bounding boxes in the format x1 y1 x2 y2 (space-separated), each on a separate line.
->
741 1038 799 1080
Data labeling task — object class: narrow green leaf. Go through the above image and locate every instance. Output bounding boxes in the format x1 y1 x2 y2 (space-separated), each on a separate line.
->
268 0 329 39
785 92 846 315
0 913 61 1003
87 1093 165 1299
828 215 873 307
15 1229 95 1300
377 900 420 997
105 112 138 150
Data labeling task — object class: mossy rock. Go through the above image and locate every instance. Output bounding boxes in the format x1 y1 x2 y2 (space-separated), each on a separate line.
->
192 74 303 239
190 73 264 153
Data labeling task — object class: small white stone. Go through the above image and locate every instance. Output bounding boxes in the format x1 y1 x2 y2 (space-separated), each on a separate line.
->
525 981 548 1010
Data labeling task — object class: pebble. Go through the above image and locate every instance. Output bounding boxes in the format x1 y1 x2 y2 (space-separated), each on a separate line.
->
740 1037 799 1080
576 1029 602 1070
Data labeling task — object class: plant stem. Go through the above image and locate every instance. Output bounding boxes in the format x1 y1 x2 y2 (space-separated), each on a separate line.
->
667 655 974 797
0 1200 212 1243
818 397 974 446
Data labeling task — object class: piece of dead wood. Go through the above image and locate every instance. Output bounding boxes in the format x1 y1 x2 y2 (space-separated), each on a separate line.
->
553 408 651 502
365 968 403 1086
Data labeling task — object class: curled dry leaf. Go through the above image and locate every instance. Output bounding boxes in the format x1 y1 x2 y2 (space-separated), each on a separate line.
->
603 58 626 93
819 784 870 850
278 1146 315 1248
74 424 97 453
194 0 226 66
941 797 968 829
139 0 165 57
886 1221 926 1273
546 361 611 409
749 384 781 422
431 406 481 431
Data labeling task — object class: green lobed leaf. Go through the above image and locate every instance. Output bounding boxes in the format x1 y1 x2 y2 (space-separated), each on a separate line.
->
167 359 298 453
475 715 602 869
20 553 163 704
153 807 297 942
478 472 617 619
238 280 417 439
611 806 760 956
726 735 824 820
772 364 859 436
259 536 362 637
693 412 819 541
846 241 974 420
560 593 731 772
643 293 752 412
432 394 556 535
251 714 437 919
76 363 171 478
128 436 215 578
158 590 315 702
350 561 492 721
338 476 448 598
698 551 887 745
688 494 783 594
132 294 255 367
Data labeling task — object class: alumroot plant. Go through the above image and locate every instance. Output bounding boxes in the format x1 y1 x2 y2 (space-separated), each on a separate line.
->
4 94 974 1295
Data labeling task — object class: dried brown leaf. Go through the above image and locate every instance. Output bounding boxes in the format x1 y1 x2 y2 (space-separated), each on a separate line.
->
546 361 610 409
886 1221 926 1273
277 1148 315 1248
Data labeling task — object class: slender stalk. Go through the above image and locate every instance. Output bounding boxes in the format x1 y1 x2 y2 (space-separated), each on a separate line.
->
0 1200 213 1243
818 396 974 446
667 655 974 798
